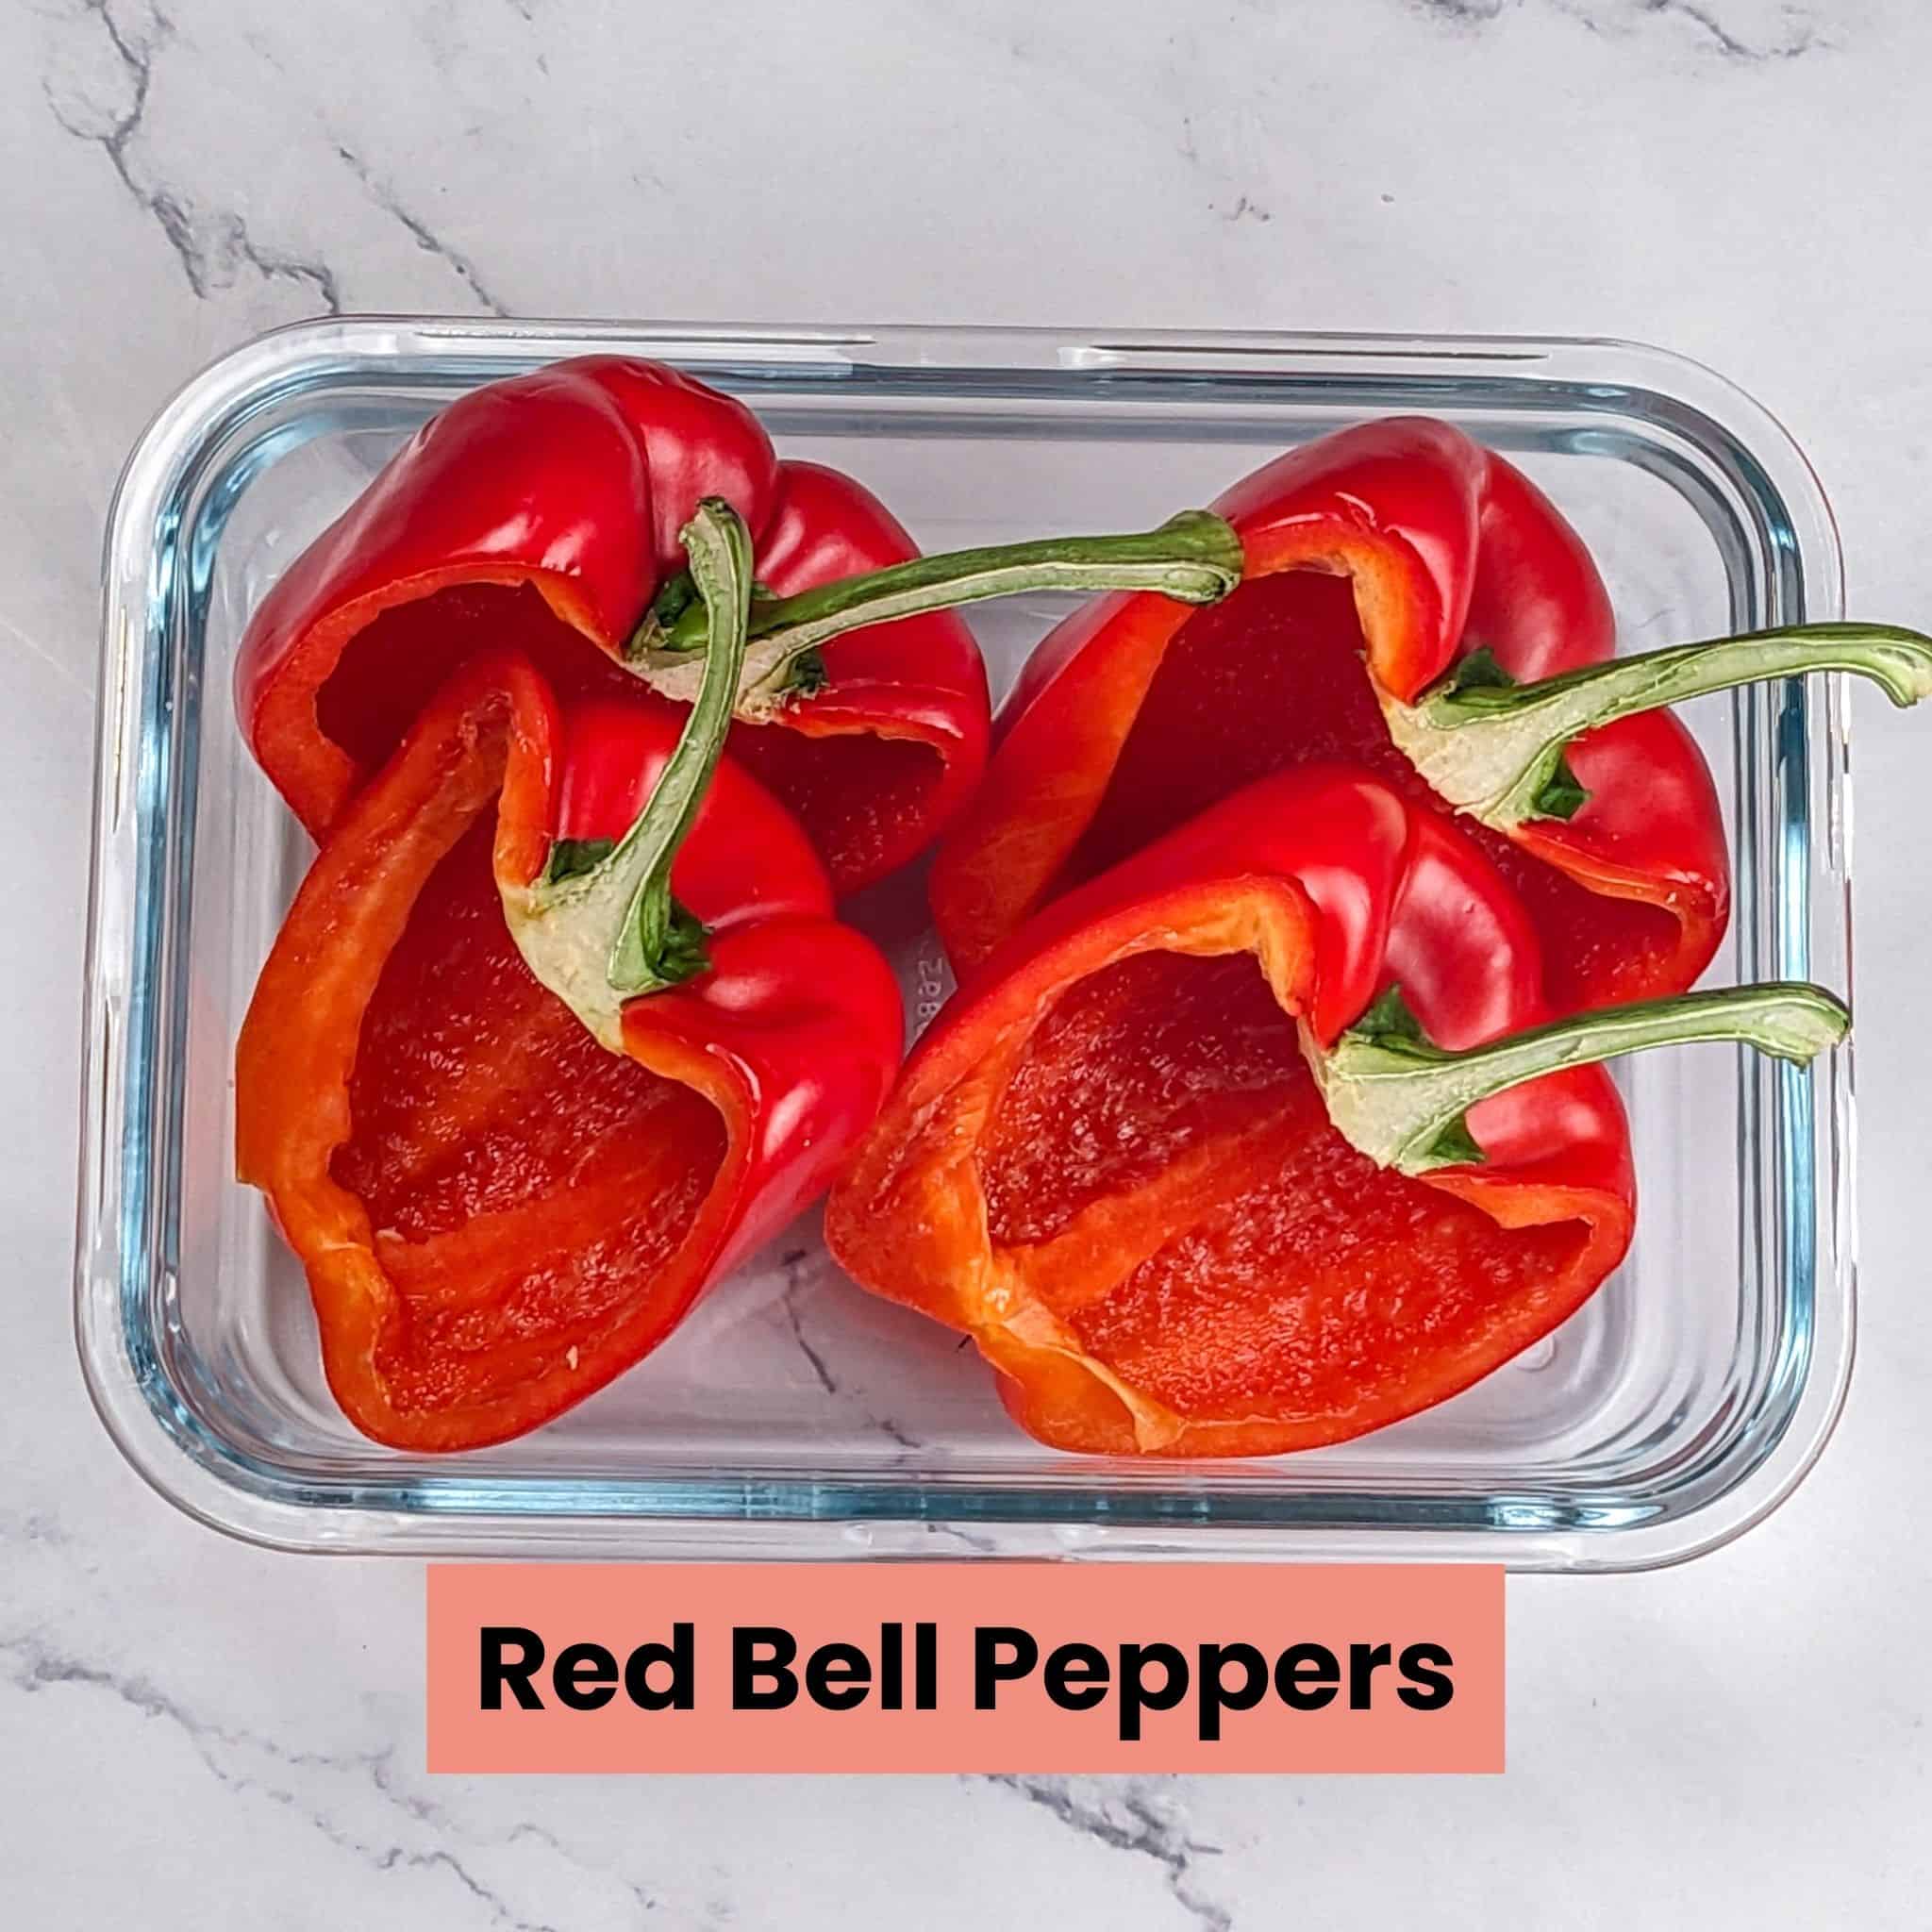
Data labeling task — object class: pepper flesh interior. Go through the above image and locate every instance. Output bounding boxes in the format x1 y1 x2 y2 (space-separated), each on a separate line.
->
313 580 944 894
329 822 726 1416
1065 571 1685 1012
719 712 943 894
974 947 1589 1434
316 583 631 775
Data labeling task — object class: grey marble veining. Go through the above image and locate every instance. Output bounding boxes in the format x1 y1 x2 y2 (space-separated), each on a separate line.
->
6 0 1931 1925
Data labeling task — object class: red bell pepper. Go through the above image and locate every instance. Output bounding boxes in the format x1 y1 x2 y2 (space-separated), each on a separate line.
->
829 765 1845 1457
236 355 1245 894
929 416 1932 1009
237 502 904 1449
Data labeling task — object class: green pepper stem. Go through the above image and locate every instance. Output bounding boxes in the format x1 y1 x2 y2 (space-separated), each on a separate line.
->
1313 982 1850 1175
629 508 1245 721
1381 624 1932 828
502 497 752 1053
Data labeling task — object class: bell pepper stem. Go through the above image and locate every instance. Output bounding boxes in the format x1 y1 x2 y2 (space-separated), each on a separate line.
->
628 508 1245 721
503 497 752 1053
1314 981 1850 1175
1381 623 1932 828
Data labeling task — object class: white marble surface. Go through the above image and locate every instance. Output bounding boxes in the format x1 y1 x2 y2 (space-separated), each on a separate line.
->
7 0 1932 1924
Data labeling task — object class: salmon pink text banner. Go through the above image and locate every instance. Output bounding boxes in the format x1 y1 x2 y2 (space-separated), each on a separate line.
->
427 1563 1503 1773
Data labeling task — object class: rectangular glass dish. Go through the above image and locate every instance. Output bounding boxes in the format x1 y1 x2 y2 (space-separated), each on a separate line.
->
76 320 1855 1566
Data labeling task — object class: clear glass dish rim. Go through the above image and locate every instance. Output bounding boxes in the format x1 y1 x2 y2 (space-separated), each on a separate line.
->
74 315 1855 1567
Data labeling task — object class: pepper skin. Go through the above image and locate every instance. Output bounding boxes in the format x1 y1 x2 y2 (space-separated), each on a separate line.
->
234 356 989 894
928 416 1728 1011
831 766 1641 1457
236 649 903 1451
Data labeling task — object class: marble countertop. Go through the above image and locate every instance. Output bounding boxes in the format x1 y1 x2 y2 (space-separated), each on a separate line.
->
8 1 1931 1924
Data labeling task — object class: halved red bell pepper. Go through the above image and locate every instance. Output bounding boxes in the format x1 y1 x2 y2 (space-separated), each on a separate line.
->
234 354 984 893
237 503 904 1449
830 765 1844 1456
237 355 1246 895
929 416 1932 1009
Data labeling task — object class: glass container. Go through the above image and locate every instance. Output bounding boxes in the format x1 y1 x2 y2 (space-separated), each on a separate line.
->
75 320 1853 1565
